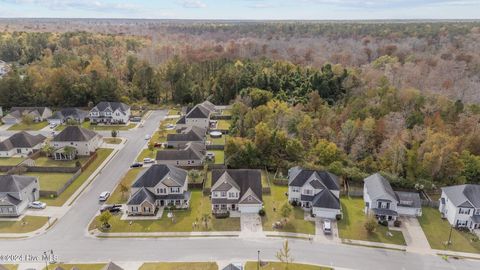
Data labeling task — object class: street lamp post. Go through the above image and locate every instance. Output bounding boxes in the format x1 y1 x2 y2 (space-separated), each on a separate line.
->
257 250 260 270
447 225 453 245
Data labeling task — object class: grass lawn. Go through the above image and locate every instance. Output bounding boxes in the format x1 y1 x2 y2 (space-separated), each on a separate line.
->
0 216 49 233
245 262 331 270
140 262 217 270
216 120 231 130
261 184 315 234
207 135 228 145
0 265 18 270
103 137 122 144
40 149 113 206
33 156 89 167
207 150 224 165
136 148 157 162
167 108 181 116
337 197 406 246
25 172 75 192
0 157 24 166
56 122 136 131
106 168 143 204
90 190 240 232
44 264 105 270
8 121 48 131
419 207 480 253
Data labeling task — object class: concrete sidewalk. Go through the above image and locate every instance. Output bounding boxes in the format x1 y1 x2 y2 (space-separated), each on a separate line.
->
91 229 240 238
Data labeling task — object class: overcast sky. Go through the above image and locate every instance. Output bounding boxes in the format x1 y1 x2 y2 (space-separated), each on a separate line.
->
0 0 479 20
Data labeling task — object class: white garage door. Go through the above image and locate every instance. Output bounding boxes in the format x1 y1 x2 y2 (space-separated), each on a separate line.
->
238 204 262 213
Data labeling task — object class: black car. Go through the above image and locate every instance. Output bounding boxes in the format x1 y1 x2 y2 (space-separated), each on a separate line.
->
100 204 122 213
130 162 143 168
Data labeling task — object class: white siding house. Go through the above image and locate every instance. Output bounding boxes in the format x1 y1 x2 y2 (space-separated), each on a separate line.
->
439 184 480 231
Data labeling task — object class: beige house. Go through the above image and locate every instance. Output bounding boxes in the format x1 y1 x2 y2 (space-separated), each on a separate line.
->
52 126 102 160
156 142 206 167
0 132 46 157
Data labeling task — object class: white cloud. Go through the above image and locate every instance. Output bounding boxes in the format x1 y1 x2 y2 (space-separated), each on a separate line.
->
0 0 141 13
178 0 207 8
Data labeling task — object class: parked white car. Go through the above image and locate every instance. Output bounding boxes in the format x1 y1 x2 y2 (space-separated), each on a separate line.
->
143 158 154 164
29 201 47 209
145 134 151 140
323 219 332 234
99 191 111 202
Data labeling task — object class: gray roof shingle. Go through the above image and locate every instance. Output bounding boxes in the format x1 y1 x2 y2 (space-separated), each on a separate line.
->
211 169 262 203
0 175 38 192
156 142 205 161
53 126 99 142
131 164 187 188
442 184 480 208
49 108 88 121
126 187 156 205
167 126 206 142
186 104 212 119
364 173 397 202
312 188 341 210
288 166 339 190
93 102 130 113
0 131 46 151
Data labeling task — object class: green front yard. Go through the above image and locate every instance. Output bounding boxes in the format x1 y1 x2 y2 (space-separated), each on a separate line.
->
245 262 331 270
90 190 240 232
337 197 406 246
33 156 89 167
44 264 105 270
0 216 49 234
103 137 122 144
8 121 48 131
106 168 143 204
25 172 75 192
40 148 113 206
140 262 217 270
261 184 315 234
136 148 157 162
419 207 480 253
0 157 24 166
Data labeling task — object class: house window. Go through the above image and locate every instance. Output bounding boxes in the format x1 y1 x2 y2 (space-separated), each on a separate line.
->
170 187 180 193
221 191 227 197
475 209 480 215
228 192 237 198
304 189 313 195
292 187 300 192
459 208 470 215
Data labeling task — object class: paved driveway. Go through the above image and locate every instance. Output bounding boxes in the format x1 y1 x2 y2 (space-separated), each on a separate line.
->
401 216 433 254
315 218 340 243
240 213 263 237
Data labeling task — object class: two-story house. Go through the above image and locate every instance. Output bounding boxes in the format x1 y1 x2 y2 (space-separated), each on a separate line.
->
126 164 190 216
176 101 215 130
439 184 480 231
0 175 40 217
51 126 102 160
288 167 341 219
211 169 263 214
166 126 206 148
0 132 46 157
364 173 422 222
89 102 131 125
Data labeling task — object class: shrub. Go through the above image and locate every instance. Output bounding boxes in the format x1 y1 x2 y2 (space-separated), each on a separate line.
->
335 214 342 221
378 220 388 226
394 220 402 227
364 216 377 233
290 200 298 207
214 211 230 219
258 208 266 216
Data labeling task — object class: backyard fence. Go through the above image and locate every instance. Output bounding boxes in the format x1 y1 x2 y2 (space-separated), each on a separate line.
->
39 168 82 197
206 145 224 150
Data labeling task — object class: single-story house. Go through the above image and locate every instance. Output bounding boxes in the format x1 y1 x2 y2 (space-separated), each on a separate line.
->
156 142 206 167
166 126 206 148
0 131 46 157
48 108 88 125
2 107 52 125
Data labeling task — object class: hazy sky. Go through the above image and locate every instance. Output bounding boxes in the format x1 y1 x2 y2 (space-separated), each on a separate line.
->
0 0 479 20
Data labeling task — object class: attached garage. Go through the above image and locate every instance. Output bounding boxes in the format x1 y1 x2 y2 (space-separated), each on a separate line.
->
312 207 341 219
238 204 262 213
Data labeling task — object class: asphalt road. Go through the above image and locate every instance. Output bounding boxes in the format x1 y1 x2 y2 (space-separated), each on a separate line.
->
0 110 479 270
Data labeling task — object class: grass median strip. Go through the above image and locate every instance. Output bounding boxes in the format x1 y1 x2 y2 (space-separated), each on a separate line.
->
40 148 114 206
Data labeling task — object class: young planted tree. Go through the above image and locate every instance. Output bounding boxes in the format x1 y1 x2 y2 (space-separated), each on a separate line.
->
276 240 294 269
99 211 112 229
280 202 293 225
41 143 55 157
201 213 211 230
111 130 118 138
364 214 377 234
119 183 129 200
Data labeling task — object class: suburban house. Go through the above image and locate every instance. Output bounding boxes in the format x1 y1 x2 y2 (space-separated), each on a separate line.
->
0 175 39 217
1 107 53 125
127 164 190 216
101 262 124 270
176 101 216 129
89 102 131 125
211 169 263 213
156 142 206 167
287 167 341 219
166 126 206 148
48 108 88 125
439 184 480 231
363 173 422 222
0 132 46 157
222 263 243 270
51 126 102 160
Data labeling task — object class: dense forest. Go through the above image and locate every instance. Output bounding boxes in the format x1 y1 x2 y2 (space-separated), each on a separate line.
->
1 21 480 190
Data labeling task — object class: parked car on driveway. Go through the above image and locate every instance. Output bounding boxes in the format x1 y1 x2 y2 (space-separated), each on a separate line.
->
143 158 154 164
145 134 151 140
323 219 332 234
29 201 47 209
99 191 110 202
130 162 143 168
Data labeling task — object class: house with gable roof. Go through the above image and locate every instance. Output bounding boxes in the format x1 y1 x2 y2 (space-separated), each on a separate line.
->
0 175 39 217
176 101 216 130
126 164 190 216
211 169 263 214
89 102 131 125
0 131 46 157
287 166 341 219
51 126 102 160
439 184 480 231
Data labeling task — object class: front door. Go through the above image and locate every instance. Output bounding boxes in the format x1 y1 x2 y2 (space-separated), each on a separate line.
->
160 200 164 206
231 204 236 210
